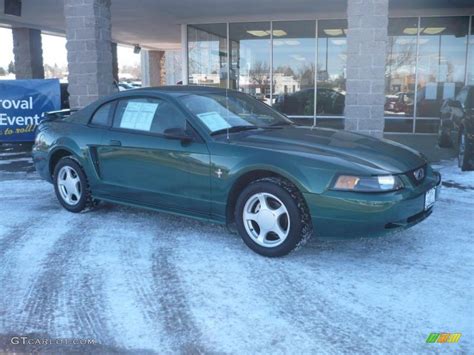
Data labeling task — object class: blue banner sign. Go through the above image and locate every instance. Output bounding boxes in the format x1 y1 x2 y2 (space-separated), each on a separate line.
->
0 79 61 142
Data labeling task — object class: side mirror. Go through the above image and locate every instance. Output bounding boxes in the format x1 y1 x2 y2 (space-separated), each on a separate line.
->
163 127 193 142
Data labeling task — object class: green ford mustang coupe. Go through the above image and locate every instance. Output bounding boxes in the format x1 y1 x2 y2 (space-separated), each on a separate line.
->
33 86 441 257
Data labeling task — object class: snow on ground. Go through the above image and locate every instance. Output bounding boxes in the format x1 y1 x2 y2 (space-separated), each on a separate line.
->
0 149 473 354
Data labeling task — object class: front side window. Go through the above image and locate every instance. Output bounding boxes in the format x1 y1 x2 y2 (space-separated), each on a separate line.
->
180 91 291 134
113 98 186 134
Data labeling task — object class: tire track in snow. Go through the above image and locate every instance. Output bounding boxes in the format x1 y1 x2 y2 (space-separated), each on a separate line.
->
0 188 65 326
0 191 53 258
244 259 383 354
119 217 209 354
17 216 115 346
151 244 208 354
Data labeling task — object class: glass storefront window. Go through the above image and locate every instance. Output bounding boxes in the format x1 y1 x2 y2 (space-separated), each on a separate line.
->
271 21 316 124
188 24 228 87
384 18 418 132
416 16 469 133
188 16 473 134
229 22 271 101
317 19 347 120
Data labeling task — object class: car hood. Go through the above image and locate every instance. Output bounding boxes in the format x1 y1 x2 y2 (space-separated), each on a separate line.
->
230 126 426 174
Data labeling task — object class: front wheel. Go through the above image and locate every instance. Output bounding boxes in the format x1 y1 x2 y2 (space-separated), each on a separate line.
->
235 177 312 257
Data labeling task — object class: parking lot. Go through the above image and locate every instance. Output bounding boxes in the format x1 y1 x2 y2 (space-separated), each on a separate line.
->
0 144 472 354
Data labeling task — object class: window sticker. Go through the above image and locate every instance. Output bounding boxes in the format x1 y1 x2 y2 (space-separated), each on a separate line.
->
120 101 159 131
196 111 231 132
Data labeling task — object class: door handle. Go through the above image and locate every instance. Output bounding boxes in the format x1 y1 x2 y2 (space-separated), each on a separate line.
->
109 140 122 146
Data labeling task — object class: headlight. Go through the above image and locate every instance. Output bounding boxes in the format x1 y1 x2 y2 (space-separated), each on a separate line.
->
332 174 403 192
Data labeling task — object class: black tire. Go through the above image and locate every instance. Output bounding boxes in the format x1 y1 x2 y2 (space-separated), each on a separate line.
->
53 156 95 213
235 177 312 257
458 130 473 171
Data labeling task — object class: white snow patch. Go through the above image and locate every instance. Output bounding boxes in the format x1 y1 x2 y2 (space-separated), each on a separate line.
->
0 158 472 353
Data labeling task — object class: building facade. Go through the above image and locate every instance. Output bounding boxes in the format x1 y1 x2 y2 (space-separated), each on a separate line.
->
184 15 474 134
0 0 473 137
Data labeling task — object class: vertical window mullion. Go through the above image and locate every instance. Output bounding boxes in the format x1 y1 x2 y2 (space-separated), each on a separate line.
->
314 19 318 128
227 22 230 89
413 16 421 134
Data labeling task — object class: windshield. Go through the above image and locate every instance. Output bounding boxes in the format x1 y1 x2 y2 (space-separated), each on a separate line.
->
179 91 292 134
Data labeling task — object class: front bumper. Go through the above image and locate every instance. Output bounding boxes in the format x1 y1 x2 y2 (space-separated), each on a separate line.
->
303 171 441 240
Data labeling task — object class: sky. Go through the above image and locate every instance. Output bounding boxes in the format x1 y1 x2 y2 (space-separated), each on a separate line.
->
0 27 140 70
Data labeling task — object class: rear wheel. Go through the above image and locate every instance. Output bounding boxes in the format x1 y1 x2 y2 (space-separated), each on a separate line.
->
235 177 312 257
53 157 95 212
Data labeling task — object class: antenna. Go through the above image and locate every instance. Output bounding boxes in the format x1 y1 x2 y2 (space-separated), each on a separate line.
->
226 88 230 141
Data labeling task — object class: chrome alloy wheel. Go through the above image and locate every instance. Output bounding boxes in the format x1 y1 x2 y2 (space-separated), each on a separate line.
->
57 166 82 205
242 192 290 247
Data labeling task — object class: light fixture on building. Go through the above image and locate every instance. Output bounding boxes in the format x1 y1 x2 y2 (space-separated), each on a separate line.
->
323 29 344 36
246 29 288 37
423 27 446 35
271 29 287 37
403 27 418 35
133 44 141 54
246 30 269 37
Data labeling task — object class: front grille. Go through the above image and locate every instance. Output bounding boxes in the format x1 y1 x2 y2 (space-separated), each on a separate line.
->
405 164 427 186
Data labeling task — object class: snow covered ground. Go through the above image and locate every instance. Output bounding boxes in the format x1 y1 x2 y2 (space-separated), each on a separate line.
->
0 147 473 354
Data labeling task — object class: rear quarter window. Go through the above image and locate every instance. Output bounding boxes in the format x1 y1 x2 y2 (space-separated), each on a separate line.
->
90 102 114 126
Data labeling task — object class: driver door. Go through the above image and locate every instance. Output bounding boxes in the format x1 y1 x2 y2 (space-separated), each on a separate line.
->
96 96 211 218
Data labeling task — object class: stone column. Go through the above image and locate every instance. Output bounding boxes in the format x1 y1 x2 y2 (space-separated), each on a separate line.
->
12 28 45 79
345 0 389 137
63 0 116 109
141 50 166 87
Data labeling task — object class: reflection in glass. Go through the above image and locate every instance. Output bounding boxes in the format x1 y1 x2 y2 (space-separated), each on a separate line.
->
416 16 469 133
317 20 347 117
385 18 418 117
384 18 418 132
188 24 228 87
229 22 271 101
271 21 315 122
